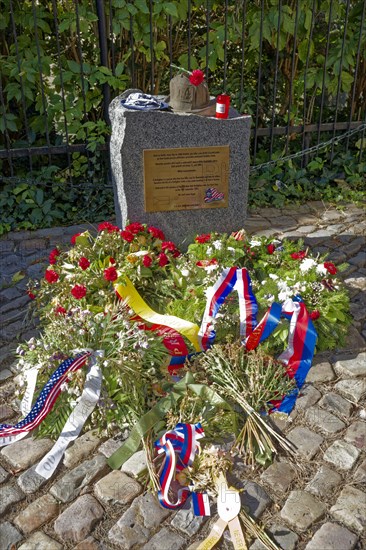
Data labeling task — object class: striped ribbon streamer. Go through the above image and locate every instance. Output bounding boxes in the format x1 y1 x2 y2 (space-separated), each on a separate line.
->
0 353 91 446
155 423 210 516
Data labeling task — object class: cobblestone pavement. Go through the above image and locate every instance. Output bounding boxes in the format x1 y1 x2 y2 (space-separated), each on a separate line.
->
0 202 365 550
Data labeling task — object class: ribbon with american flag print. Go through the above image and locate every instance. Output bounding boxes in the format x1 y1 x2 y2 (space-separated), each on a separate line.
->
155 423 210 516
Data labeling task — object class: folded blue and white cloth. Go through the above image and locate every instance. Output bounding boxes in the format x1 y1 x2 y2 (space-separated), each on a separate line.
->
121 93 169 111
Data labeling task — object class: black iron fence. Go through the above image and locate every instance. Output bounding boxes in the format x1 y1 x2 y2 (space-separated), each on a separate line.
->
0 0 365 184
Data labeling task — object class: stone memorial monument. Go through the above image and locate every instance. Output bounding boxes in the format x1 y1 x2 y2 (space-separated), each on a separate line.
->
109 85 251 247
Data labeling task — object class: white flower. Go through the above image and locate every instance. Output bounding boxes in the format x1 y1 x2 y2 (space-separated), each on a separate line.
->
227 247 235 254
212 240 222 250
206 246 213 256
269 273 279 280
299 258 317 273
316 263 328 275
279 289 292 302
250 239 261 247
205 263 219 273
267 294 275 304
181 268 190 277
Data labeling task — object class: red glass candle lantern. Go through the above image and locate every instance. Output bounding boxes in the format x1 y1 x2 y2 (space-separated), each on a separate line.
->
215 94 230 119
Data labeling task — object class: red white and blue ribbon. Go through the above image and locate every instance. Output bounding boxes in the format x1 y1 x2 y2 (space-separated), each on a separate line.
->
0 353 91 446
155 423 210 516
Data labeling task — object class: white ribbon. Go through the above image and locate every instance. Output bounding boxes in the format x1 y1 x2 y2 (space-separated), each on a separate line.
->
35 350 103 479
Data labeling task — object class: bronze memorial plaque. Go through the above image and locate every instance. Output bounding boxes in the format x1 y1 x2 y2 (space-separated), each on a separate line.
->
143 146 229 213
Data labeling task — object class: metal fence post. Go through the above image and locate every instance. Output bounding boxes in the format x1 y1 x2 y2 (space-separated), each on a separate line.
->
96 0 110 125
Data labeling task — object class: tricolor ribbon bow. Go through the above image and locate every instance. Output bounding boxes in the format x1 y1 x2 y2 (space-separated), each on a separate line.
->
155 423 210 516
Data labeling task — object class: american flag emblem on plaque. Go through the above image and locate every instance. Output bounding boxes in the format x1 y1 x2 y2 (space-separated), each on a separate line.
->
204 187 225 203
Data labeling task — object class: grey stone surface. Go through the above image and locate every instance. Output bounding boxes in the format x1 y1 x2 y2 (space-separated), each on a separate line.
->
142 527 186 550
280 490 327 531
0 368 12 381
0 465 10 483
109 96 251 247
121 450 147 477
17 464 48 494
241 481 272 519
0 521 23 549
330 485 366 535
260 460 296 493
17 531 63 550
304 522 358 550
1 437 53 471
287 426 324 459
344 421 366 449
344 276 366 291
335 378 366 403
171 500 206 536
250 524 298 550
0 404 15 422
74 536 102 550
54 494 105 543
98 432 129 458
354 458 366 483
334 352 366 378
0 483 25 515
305 465 342 498
94 470 142 505
305 361 335 383
318 392 353 418
294 385 322 410
305 405 346 435
14 493 59 534
63 429 102 468
50 454 109 503
323 440 360 470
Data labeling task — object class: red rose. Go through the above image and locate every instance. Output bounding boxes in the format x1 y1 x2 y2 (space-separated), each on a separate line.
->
27 290 36 300
148 226 165 240
49 248 60 265
196 258 218 268
324 262 337 275
267 243 275 255
125 222 144 234
158 252 169 267
195 234 211 243
291 250 306 260
143 255 153 267
55 305 67 315
189 69 205 86
71 232 82 245
98 221 119 233
173 249 181 258
104 266 118 282
71 284 87 299
310 310 321 320
45 269 59 283
121 230 134 242
78 257 90 270
109 257 116 265
162 241 177 252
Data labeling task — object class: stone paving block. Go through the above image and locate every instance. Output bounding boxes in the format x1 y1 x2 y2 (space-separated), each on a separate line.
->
0 404 16 422
1 437 53 471
349 251 366 268
141 527 186 550
334 352 366 378
14 493 59 534
0 483 25 515
344 276 366 292
0 368 12 381
287 426 324 459
241 481 271 519
323 440 360 471
250 524 298 550
305 361 335 383
75 536 102 550
94 470 142 506
98 431 129 458
0 521 23 549
171 499 206 536
344 421 366 449
305 521 358 550
305 465 342 498
108 492 170 548
54 494 105 544
63 430 102 469
318 392 353 418
330 485 366 535
17 463 48 494
294 385 322 410
18 530 63 550
0 465 10 483
335 378 366 403
354 458 366 484
305 405 346 435
260 460 296 493
50 454 109 503
121 450 147 477
280 490 327 531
